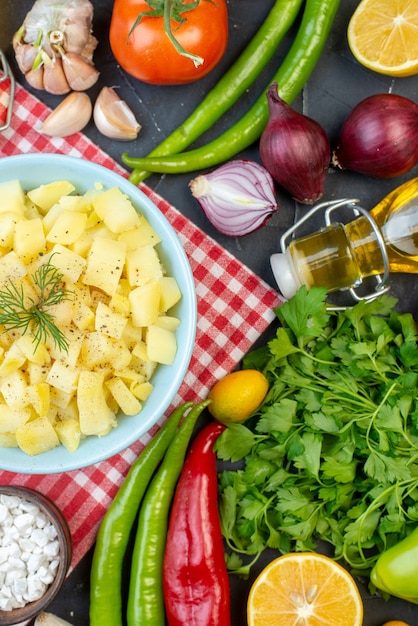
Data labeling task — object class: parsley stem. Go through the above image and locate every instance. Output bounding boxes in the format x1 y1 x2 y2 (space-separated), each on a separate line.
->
365 382 398 454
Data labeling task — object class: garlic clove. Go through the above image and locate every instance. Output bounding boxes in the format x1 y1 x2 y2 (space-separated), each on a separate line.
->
34 611 74 626
42 56 71 95
12 33 38 74
25 65 45 90
93 87 141 141
61 51 100 91
38 91 92 137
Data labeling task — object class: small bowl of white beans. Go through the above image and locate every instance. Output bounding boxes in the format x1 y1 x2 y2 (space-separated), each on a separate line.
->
0 486 72 626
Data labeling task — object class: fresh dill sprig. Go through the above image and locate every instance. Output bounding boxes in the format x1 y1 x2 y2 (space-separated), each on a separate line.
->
0 255 73 353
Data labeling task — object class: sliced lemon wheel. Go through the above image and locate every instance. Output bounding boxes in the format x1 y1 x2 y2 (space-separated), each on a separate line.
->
347 0 418 77
247 552 364 626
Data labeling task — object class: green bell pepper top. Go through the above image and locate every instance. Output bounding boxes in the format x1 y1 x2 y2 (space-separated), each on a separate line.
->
370 526 418 604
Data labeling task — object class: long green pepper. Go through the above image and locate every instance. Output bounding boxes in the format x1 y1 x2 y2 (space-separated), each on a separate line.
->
123 0 340 176
126 399 212 626
127 0 304 184
89 402 193 626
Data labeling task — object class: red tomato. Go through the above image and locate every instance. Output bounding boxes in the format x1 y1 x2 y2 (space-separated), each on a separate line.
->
109 0 228 85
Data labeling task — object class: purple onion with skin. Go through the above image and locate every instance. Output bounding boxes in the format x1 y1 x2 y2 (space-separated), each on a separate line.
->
259 83 330 205
332 93 418 179
189 159 278 237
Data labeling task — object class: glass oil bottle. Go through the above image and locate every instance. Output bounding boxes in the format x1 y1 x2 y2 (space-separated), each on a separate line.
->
271 177 418 301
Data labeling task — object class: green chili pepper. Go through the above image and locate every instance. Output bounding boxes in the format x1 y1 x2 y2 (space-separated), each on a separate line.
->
128 0 304 184
370 527 418 604
126 399 212 626
89 402 193 626
123 0 340 177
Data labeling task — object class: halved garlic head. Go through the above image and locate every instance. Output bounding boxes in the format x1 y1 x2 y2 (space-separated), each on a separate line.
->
93 87 141 141
38 91 92 137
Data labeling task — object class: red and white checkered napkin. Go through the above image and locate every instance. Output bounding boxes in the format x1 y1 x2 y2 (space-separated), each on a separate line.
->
0 83 282 570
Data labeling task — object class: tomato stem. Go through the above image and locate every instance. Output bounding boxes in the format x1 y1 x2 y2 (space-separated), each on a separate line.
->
128 0 204 66
165 0 204 66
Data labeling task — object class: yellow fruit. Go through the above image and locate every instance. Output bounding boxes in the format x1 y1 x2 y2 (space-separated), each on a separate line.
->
382 622 411 626
207 369 268 423
347 0 418 77
247 552 363 626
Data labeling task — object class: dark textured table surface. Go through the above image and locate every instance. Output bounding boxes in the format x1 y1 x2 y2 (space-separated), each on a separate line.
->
1 1 418 624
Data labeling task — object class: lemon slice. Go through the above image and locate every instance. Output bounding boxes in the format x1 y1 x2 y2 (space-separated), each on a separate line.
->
247 552 364 626
347 0 418 77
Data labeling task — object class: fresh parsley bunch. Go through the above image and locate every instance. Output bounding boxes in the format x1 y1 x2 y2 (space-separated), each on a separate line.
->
216 287 418 576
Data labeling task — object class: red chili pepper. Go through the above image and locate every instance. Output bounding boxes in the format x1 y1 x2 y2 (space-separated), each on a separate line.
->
163 421 230 626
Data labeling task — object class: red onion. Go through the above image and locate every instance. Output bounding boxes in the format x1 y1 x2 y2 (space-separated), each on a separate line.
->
332 94 418 178
259 83 330 205
189 159 278 237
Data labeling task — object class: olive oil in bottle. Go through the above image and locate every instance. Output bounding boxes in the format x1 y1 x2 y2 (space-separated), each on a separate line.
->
271 177 418 299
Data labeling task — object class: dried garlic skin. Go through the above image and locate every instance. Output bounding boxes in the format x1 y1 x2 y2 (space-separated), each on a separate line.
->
13 0 99 94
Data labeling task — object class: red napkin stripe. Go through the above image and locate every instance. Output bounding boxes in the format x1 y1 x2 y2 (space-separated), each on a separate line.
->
0 82 282 571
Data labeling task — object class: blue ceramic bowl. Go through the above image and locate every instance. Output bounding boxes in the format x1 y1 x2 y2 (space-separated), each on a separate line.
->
0 154 197 473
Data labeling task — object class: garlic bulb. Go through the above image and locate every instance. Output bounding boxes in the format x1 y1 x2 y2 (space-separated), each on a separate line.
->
13 0 98 94
93 87 141 141
38 91 92 137
34 612 74 626
189 160 279 237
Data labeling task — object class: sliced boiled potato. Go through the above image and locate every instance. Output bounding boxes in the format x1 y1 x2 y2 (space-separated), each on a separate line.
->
27 180 76 212
0 179 182 455
46 210 88 245
0 180 26 217
159 276 182 311
93 187 140 233
129 280 161 327
15 417 60 455
77 370 116 436
14 217 46 261
146 325 177 365
55 418 81 452
83 237 126 295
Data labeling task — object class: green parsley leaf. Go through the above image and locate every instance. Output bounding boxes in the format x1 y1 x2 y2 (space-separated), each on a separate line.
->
216 423 262 462
293 432 322 479
255 398 297 434
275 286 329 346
